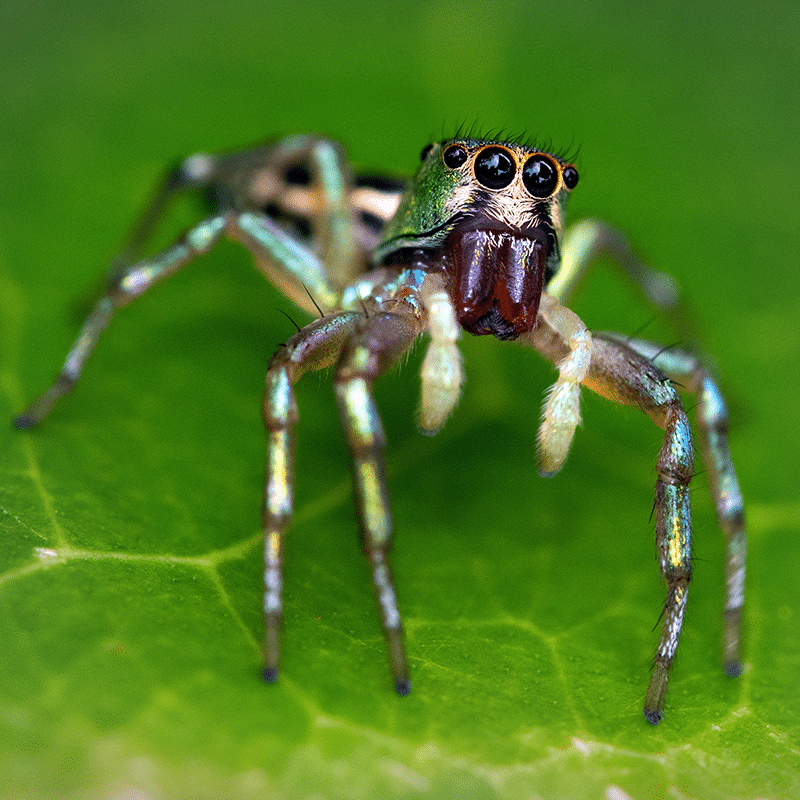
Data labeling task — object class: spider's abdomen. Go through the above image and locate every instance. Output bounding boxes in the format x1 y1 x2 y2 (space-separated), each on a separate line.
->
449 221 549 341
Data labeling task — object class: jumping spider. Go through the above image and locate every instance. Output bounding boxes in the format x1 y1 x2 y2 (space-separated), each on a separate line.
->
15 134 746 723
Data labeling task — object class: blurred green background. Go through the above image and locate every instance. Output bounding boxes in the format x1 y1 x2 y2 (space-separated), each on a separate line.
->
1 1 798 798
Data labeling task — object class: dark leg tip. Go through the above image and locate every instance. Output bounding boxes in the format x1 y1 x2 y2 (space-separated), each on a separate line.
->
13 414 36 430
644 708 663 726
394 678 412 697
262 666 279 683
724 660 743 678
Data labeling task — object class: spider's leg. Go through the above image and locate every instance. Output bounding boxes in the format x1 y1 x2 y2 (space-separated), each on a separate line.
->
262 311 365 683
92 146 253 285
108 134 356 308
584 334 695 724
14 214 228 428
227 210 340 313
529 323 695 724
104 160 199 283
102 140 300 281
333 307 424 694
15 209 340 428
604 334 746 678
551 220 699 342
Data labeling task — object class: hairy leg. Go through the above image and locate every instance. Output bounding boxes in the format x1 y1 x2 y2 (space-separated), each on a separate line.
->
333 308 424 693
603 333 746 677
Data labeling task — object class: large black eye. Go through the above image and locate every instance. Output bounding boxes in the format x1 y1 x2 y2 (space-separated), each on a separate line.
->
474 147 516 189
563 165 579 189
522 155 559 197
420 143 434 161
443 144 468 168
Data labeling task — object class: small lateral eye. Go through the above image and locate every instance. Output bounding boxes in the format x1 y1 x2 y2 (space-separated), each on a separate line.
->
563 165 579 190
474 147 515 189
443 144 468 169
420 143 434 161
522 155 559 197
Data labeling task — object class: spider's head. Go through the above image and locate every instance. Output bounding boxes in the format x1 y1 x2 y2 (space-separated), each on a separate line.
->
377 138 579 340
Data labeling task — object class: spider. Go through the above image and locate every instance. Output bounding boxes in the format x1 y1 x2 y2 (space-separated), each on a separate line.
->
14 134 746 724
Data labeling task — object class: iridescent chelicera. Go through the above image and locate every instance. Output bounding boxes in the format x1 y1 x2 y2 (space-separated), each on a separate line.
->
15 134 746 724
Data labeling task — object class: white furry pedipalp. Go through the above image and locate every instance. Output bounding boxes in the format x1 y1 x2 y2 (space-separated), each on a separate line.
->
418 275 464 434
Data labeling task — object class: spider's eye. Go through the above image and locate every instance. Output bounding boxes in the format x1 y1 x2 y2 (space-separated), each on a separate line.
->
522 155 560 197
420 143 434 162
474 147 516 189
443 144 468 169
563 165 579 190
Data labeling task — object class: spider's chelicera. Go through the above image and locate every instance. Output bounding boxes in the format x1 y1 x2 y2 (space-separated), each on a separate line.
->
15 135 746 724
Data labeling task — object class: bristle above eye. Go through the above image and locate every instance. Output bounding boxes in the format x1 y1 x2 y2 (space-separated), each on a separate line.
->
444 123 579 164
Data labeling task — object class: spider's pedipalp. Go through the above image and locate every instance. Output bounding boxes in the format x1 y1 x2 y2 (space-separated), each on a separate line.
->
524 293 592 476
418 273 464 434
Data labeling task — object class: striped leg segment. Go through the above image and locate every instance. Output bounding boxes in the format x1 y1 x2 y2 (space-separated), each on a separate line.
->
333 310 423 694
262 313 364 682
15 136 356 430
608 335 747 678
582 334 695 724
646 405 694 724
550 219 696 339
700 377 746 676
545 224 746 719
14 214 228 428
262 307 422 690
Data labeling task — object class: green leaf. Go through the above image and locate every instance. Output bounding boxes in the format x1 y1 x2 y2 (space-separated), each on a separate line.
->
2 2 798 798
